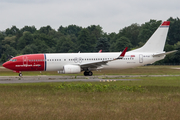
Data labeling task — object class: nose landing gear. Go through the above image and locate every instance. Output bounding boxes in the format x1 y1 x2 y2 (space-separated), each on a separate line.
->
19 73 23 77
13 71 23 77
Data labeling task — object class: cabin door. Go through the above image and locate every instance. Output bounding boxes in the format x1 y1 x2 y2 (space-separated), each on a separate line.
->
23 56 28 66
139 54 143 63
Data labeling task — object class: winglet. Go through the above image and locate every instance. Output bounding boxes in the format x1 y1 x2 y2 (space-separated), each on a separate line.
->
98 50 102 53
117 47 128 59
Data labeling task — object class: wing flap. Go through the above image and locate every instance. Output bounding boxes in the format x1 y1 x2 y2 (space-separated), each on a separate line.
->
80 60 108 68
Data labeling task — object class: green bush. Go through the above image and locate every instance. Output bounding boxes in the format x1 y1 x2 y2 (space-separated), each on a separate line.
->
52 83 145 92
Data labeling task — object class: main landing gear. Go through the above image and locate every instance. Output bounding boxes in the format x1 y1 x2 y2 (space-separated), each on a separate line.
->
84 71 93 76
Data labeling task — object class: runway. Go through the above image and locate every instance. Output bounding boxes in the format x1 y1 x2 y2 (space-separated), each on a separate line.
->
0 75 139 84
0 74 179 84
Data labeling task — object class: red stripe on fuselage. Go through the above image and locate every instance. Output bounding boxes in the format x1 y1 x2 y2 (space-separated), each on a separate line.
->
3 54 45 71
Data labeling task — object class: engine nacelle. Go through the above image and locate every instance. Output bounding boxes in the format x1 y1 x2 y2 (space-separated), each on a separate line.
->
63 65 81 74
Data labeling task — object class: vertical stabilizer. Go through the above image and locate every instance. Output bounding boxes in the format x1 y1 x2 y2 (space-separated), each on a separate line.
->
132 21 170 53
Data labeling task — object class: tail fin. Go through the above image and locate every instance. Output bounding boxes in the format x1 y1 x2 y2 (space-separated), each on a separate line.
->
132 21 170 53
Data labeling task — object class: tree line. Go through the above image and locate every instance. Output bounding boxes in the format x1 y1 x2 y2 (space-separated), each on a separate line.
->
0 17 180 64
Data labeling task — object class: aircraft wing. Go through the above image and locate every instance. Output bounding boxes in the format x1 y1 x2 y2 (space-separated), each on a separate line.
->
153 50 177 57
79 47 128 69
79 60 108 68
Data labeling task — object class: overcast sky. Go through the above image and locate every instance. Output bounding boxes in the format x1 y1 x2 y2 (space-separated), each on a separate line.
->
0 0 179 33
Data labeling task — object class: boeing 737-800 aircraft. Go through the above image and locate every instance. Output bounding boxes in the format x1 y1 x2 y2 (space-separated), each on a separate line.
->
3 21 177 76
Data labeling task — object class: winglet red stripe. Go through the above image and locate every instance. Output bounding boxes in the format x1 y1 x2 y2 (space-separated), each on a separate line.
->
161 21 170 26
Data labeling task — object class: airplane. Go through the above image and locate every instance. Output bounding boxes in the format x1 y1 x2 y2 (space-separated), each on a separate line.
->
2 21 177 77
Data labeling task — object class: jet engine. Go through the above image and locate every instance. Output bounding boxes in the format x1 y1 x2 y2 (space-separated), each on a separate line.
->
63 65 81 74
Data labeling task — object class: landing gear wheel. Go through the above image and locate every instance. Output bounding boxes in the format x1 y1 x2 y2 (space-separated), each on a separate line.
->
19 73 23 77
84 71 88 76
88 71 93 76
84 71 93 76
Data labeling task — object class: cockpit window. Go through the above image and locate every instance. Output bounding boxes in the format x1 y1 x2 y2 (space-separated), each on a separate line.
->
9 59 17 62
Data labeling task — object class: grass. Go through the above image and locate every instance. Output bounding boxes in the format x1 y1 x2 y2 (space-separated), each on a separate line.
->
1 77 180 120
1 65 180 119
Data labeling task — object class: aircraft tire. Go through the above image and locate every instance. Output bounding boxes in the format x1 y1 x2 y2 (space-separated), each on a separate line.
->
88 71 93 76
84 71 88 76
84 71 93 76
19 73 23 77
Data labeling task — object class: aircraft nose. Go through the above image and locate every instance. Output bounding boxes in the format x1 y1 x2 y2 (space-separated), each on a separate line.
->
3 62 10 69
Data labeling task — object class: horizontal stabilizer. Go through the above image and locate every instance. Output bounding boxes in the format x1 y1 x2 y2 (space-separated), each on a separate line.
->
153 50 177 57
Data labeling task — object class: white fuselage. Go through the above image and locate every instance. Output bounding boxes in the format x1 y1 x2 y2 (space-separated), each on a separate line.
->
45 51 165 71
